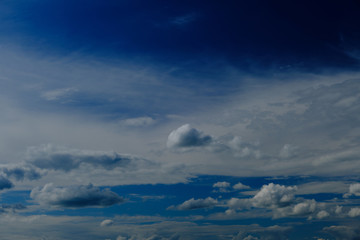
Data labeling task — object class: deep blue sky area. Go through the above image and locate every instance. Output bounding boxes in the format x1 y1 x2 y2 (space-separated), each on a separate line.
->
2 0 360 72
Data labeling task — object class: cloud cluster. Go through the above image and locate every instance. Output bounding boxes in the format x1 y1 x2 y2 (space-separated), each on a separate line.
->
30 183 124 208
344 183 360 198
166 124 212 148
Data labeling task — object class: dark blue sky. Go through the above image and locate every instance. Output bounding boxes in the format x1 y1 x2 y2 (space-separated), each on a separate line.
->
2 0 360 72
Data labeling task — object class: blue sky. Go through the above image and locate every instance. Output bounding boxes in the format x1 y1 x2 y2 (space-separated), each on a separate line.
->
0 0 360 239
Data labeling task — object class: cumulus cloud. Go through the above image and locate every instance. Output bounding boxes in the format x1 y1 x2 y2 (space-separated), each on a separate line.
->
348 207 360 217
166 124 212 148
100 219 114 227
27 144 145 172
344 183 360 198
0 175 13 190
169 197 218 210
30 183 124 208
252 183 297 208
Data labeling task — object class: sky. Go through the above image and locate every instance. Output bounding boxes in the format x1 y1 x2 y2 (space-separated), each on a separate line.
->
0 0 360 239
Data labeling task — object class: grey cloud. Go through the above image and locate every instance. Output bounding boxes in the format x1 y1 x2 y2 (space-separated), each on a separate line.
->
0 175 13 190
323 225 360 240
2 165 42 181
348 207 360 217
166 124 212 148
30 183 124 208
169 197 218 210
27 144 144 172
120 117 156 127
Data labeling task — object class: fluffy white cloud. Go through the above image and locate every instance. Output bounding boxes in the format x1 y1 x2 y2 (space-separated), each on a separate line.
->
213 181 230 188
169 197 218 210
344 183 360 198
166 124 212 148
30 183 124 208
252 183 297 208
348 207 360 217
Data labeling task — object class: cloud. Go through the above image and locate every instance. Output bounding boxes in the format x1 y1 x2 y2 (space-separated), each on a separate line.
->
316 210 330 219
348 207 360 217
27 144 145 172
41 87 77 102
213 181 231 192
0 175 13 190
323 225 360 240
166 124 212 148
30 183 124 208
100 219 114 227
169 197 218 210
233 182 250 190
344 183 360 198
228 136 261 159
252 183 297 208
1 165 42 181
120 117 156 127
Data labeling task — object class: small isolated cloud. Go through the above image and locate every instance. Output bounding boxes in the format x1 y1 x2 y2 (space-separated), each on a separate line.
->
30 183 124 208
344 183 360 198
252 183 297 208
120 117 156 127
166 124 212 148
233 182 250 190
100 219 114 227
169 197 218 210
0 175 13 190
41 87 77 101
213 181 231 192
348 207 360 217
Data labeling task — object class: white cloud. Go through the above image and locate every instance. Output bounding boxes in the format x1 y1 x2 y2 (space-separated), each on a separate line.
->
213 181 230 188
166 124 212 148
30 183 124 208
252 183 297 208
169 197 218 210
317 210 330 219
233 182 250 190
344 183 360 198
348 207 360 217
100 219 114 227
